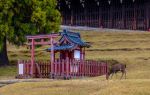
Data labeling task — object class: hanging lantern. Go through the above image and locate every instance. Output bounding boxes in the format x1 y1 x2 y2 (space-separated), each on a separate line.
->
65 0 71 9
82 3 85 8
80 0 82 3
68 5 71 9
120 0 123 4
65 0 68 5
97 2 100 6
108 0 111 5
80 0 85 8
94 0 100 6
133 0 135 3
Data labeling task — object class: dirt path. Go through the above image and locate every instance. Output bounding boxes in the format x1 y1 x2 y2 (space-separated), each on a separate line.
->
0 79 53 88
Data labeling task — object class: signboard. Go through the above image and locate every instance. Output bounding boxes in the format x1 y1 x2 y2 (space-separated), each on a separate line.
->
74 50 80 59
19 64 24 75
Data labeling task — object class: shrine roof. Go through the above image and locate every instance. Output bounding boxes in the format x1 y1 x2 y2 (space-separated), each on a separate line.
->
47 30 90 51
46 44 76 51
59 30 90 47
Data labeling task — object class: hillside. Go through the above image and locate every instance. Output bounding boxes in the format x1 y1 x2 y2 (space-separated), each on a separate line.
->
0 31 150 95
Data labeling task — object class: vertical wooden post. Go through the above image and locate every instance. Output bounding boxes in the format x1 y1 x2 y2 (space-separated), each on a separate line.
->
72 59 75 78
106 63 109 80
87 60 89 77
145 2 150 30
76 9 78 25
81 60 82 77
92 61 95 77
133 2 137 30
110 5 113 28
71 10 73 26
90 61 91 77
84 7 87 26
17 60 19 76
69 59 71 78
54 60 57 78
94 61 96 76
58 59 60 76
66 57 69 79
81 60 84 77
99 6 102 28
87 60 89 76
91 60 94 77
31 39 35 77
122 3 125 29
83 47 85 61
84 60 86 77
97 62 99 76
95 62 97 76
62 59 64 77
54 52 56 62
93 61 94 77
80 48 82 60
96 61 98 76
89 8 91 27
89 61 91 77
50 37 54 78
79 48 82 77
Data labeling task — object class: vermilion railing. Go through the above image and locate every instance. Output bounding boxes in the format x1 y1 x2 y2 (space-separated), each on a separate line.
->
17 59 108 79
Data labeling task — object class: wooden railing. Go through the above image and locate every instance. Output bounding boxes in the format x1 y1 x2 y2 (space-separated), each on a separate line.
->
17 59 108 79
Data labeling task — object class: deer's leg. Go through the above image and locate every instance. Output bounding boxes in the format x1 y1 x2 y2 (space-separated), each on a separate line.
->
124 70 126 79
120 71 124 80
111 73 114 79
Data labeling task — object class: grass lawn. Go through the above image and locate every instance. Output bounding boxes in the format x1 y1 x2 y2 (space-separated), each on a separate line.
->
0 78 150 95
0 30 150 95
0 66 17 80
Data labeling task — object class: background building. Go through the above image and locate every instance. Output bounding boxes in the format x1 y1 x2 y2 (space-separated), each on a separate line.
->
57 0 150 30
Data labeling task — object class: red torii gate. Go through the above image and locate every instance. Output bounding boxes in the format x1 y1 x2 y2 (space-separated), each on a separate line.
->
26 33 59 77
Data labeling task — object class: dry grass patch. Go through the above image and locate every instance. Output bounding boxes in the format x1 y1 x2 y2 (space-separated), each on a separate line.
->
0 78 150 95
95 79 150 95
0 77 107 95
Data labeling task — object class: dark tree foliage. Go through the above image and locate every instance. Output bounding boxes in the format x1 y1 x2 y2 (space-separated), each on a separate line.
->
0 0 61 65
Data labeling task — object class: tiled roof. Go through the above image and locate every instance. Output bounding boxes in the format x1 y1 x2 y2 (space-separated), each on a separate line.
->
47 44 76 51
60 29 80 38
47 29 91 51
60 30 90 47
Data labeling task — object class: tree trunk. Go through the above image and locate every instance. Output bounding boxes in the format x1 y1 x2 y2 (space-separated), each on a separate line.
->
0 37 9 66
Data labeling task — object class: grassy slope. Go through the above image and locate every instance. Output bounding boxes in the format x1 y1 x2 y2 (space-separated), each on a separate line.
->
82 31 150 79
0 31 150 95
0 79 150 95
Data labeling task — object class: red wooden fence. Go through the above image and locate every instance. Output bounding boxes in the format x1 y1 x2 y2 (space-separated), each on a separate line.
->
17 59 108 79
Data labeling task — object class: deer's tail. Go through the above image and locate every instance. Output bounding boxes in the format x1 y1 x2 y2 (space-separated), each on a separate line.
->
125 64 126 68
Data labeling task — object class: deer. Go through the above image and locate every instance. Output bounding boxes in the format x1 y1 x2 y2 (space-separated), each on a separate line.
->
106 63 126 80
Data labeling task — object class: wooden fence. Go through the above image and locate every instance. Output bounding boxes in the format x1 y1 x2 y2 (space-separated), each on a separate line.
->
17 59 108 79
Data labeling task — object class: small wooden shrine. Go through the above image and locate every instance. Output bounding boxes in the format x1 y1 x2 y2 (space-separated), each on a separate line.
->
17 30 108 79
46 29 90 61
